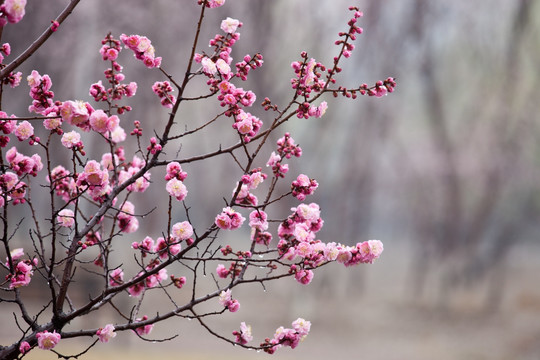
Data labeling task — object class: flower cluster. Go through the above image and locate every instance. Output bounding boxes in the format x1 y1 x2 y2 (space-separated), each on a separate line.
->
127 265 168 297
120 33 161 69
152 81 176 108
0 112 16 146
47 165 76 203
194 18 265 142
6 147 42 177
218 288 240 312
60 100 90 130
215 206 245 230
117 200 139 233
0 42 22 86
76 160 110 200
89 109 119 135
5 250 37 288
335 239 384 266
90 34 137 116
27 70 55 114
233 322 253 345
0 171 25 206
233 168 266 206
261 318 311 354
164 161 189 200
119 155 150 193
267 133 302 178
291 174 318 201
291 57 326 99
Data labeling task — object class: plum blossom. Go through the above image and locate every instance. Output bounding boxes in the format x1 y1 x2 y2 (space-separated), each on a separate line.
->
1 0 26 24
294 268 314 285
120 34 162 69
60 100 91 128
216 264 229 278
202 0 225 9
61 130 82 149
292 317 311 337
221 17 241 34
76 160 109 198
36 330 61 350
57 209 75 228
43 113 62 131
9 259 36 288
152 81 176 108
218 289 240 312
201 57 217 76
89 109 119 134
171 221 193 241
233 322 253 345
215 58 231 75
117 201 139 233
19 341 30 354
166 178 188 201
14 121 33 141
249 210 268 231
215 207 245 230
96 324 116 343
109 268 124 286
165 161 187 181
108 126 126 143
134 315 153 335
155 237 182 259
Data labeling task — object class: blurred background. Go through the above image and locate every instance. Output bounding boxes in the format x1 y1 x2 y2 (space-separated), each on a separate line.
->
1 0 540 359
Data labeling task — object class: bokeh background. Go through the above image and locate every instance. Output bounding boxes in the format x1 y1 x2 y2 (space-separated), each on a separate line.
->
1 0 540 359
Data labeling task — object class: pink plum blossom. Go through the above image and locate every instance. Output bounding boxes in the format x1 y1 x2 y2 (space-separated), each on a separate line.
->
201 57 217 76
154 237 182 259
19 341 30 354
14 121 33 141
43 114 62 131
117 201 139 233
109 268 124 286
57 209 75 228
203 0 225 9
134 316 153 335
9 259 34 288
2 0 26 24
8 247 24 262
233 322 252 345
107 126 126 143
60 100 91 128
89 109 119 134
61 131 82 149
215 207 245 230
294 269 314 285
165 161 187 181
171 221 193 241
96 324 116 343
218 289 240 312
216 264 229 278
292 317 311 337
166 178 188 201
36 330 61 350
249 210 268 231
221 17 241 34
